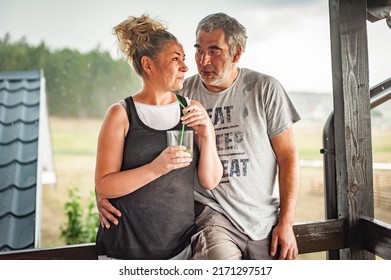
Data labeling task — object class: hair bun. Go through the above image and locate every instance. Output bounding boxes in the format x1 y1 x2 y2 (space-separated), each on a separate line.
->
113 14 167 61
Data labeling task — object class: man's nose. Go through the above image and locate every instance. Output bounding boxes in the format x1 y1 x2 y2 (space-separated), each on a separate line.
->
199 53 210 66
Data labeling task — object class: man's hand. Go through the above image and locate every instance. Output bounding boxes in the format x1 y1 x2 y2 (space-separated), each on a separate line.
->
270 222 298 260
96 195 122 228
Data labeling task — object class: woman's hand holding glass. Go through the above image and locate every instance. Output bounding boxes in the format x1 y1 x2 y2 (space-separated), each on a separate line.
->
150 145 192 176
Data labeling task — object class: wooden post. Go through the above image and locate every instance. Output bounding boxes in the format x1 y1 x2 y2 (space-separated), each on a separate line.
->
329 0 374 259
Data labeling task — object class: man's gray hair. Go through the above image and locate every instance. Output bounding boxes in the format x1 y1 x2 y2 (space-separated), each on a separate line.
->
196 13 247 56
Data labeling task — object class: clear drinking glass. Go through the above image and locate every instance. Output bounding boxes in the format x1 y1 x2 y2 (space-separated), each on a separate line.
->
166 130 194 158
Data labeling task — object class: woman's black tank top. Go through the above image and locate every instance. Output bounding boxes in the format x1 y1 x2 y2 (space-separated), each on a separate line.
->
96 95 198 259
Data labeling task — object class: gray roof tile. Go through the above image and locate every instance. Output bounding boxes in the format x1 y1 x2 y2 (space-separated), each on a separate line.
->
0 213 35 251
0 186 36 217
0 105 39 124
0 161 37 190
0 89 40 107
0 141 38 168
0 122 39 144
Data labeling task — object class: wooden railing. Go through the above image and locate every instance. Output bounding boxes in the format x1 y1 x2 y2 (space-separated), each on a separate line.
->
0 217 390 260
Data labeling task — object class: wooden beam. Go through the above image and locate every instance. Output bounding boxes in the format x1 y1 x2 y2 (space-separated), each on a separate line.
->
367 1 391 23
357 218 391 259
329 0 374 260
0 243 97 260
367 0 391 9
294 219 348 254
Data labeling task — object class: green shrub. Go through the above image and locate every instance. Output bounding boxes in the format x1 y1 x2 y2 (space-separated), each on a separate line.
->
60 186 99 245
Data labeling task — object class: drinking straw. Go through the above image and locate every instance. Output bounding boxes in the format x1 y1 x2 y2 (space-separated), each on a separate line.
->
176 98 186 145
180 122 185 145
176 97 187 110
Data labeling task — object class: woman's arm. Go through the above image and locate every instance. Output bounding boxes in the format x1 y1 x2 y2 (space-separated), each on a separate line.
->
181 100 223 189
95 103 192 199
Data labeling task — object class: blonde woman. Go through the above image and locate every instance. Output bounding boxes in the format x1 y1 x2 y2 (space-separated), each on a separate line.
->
94 14 222 260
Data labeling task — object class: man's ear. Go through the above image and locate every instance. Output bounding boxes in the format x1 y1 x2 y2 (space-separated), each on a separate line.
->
141 56 153 75
232 46 243 63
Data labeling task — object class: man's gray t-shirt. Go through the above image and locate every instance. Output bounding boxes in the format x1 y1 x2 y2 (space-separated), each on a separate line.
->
178 68 300 240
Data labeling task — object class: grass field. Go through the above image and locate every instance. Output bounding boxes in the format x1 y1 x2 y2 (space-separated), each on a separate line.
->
40 117 391 260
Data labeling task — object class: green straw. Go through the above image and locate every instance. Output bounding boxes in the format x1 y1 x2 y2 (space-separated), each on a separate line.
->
180 122 185 145
176 97 187 110
176 98 186 145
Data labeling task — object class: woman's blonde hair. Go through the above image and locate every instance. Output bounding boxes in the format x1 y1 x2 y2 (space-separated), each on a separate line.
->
113 14 177 76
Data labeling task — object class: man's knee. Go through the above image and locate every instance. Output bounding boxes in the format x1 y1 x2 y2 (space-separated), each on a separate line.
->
191 226 242 260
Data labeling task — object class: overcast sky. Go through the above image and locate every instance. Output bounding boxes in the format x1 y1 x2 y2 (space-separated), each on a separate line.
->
1 0 390 93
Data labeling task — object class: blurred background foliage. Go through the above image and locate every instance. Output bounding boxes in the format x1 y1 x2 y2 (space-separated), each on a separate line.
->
0 33 141 118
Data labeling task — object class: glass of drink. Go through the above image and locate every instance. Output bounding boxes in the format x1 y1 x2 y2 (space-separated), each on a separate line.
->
166 130 194 158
